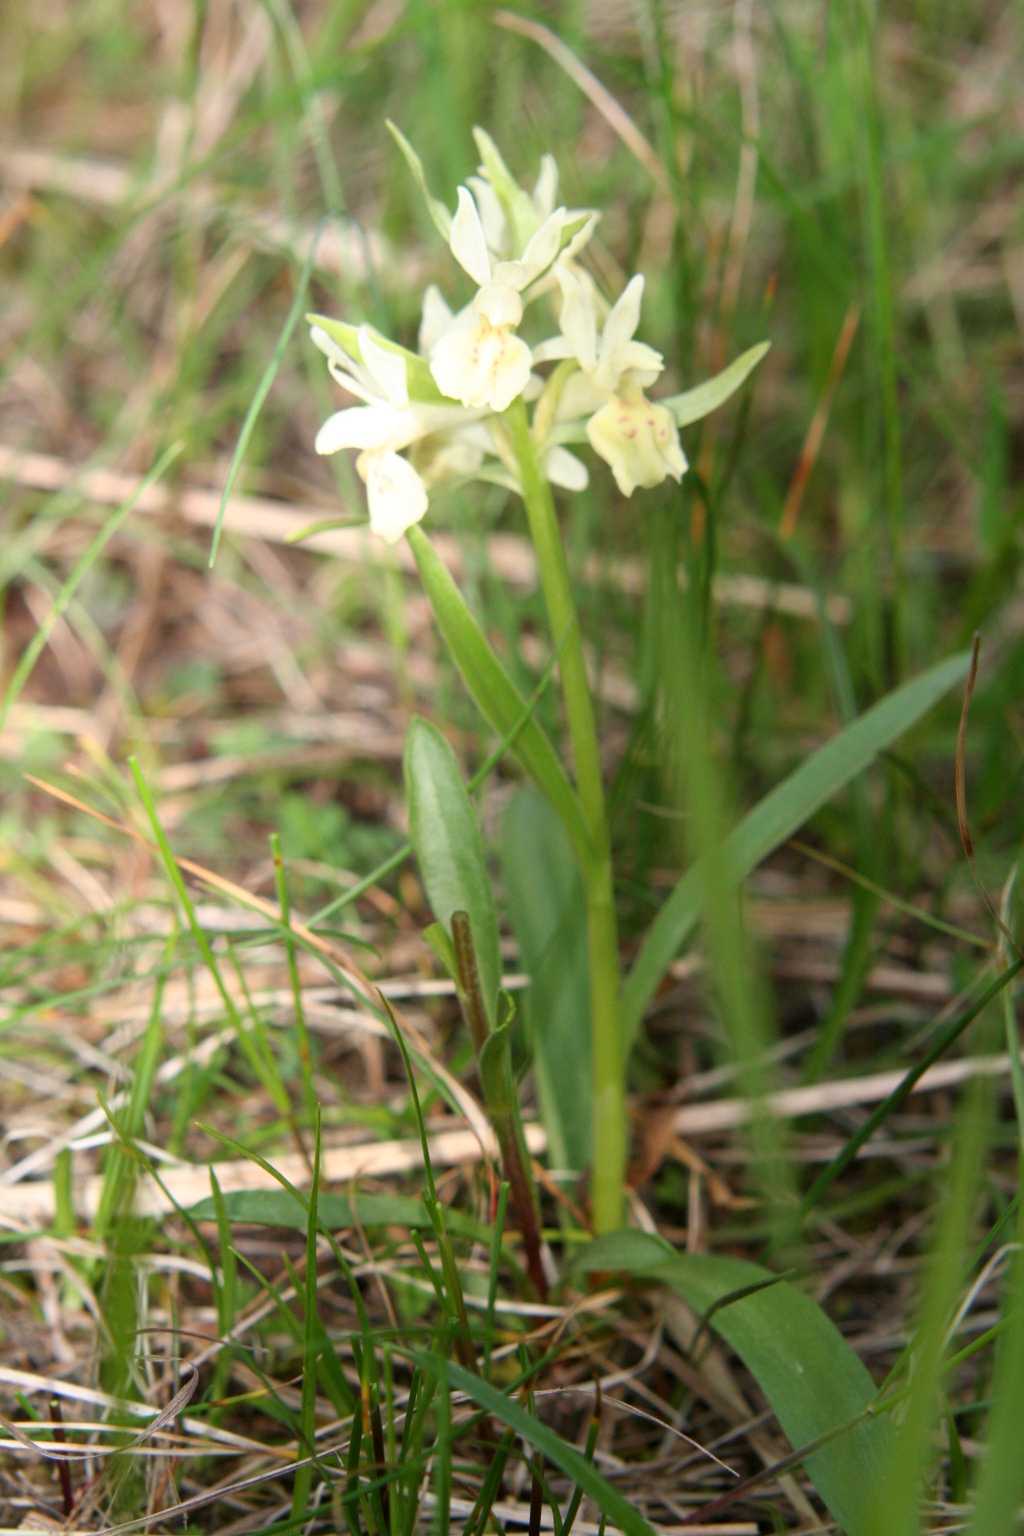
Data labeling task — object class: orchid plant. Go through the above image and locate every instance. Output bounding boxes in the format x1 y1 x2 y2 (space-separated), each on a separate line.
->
308 125 767 1232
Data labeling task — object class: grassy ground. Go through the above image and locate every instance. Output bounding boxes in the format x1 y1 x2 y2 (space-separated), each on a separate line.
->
2 1 1024 1532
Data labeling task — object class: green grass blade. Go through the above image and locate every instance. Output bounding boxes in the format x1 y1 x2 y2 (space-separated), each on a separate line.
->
864 1082 990 1536
210 225 320 567
186 1187 488 1241
0 442 180 734
292 1111 322 1522
967 1184 1024 1530
623 649 972 1042
408 1351 658 1536
802 957 1023 1213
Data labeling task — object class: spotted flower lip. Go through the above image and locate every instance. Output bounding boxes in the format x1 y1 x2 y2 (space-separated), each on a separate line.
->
586 386 687 498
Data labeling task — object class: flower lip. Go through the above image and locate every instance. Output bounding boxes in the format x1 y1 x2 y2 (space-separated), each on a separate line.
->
586 388 687 498
359 450 429 542
429 309 533 413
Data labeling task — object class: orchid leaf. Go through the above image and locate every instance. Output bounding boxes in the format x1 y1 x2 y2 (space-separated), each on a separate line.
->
578 1233 888 1536
623 650 971 1042
406 526 591 869
404 717 502 1025
386 120 453 244
662 341 771 428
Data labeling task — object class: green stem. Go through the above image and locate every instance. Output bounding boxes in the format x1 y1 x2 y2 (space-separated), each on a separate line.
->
504 399 626 1234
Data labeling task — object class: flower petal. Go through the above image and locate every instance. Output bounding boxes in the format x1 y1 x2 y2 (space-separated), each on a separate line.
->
450 187 491 285
482 333 533 411
617 340 664 383
518 206 566 278
545 445 589 491
559 210 599 265
315 405 415 455
359 451 429 542
532 154 559 218
467 174 507 254
556 264 598 372
358 327 409 407
309 324 348 366
430 312 533 412
586 389 687 497
598 274 645 382
531 334 575 366
475 282 523 328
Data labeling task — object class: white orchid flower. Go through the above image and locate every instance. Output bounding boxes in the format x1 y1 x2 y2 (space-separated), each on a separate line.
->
428 187 572 413
310 322 480 542
535 267 687 498
466 149 558 260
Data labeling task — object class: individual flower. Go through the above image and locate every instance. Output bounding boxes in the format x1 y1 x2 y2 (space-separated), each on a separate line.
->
310 321 481 542
427 187 571 413
386 123 597 416
535 267 687 497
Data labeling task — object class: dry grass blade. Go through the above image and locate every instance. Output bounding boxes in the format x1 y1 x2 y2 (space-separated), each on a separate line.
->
0 445 851 621
0 1126 548 1222
0 1367 197 1460
492 12 669 191
19 772 494 1150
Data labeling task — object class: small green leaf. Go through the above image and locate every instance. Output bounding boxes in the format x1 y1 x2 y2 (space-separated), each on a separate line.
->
406 526 591 868
386 120 453 244
478 1015 516 1119
578 1234 888 1536
501 788 591 1172
662 341 771 428
623 650 971 1041
188 1187 483 1239
404 717 502 1025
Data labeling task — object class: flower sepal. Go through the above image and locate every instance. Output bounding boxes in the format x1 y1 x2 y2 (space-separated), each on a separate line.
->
308 313 447 404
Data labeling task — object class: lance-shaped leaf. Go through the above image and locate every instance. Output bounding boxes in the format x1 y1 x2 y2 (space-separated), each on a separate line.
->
661 341 771 427
406 525 591 869
386 120 453 244
501 787 591 1173
577 1231 888 1536
622 650 971 1042
404 717 502 1025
